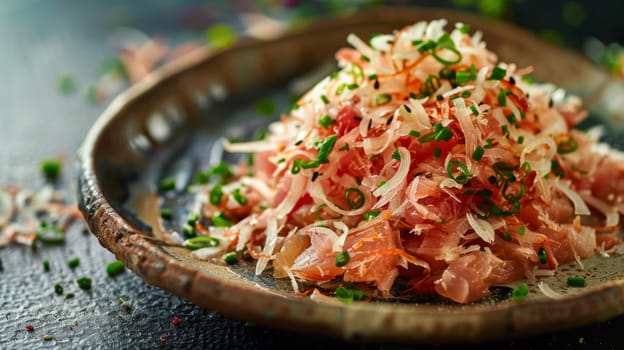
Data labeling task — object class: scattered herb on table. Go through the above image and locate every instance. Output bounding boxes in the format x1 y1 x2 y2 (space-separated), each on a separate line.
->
43 260 50 272
40 159 62 180
77 277 92 290
57 74 77 95
54 284 64 295
68 257 80 269
106 261 125 277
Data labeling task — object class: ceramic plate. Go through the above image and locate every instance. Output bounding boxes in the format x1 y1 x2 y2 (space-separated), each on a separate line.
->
78 8 624 343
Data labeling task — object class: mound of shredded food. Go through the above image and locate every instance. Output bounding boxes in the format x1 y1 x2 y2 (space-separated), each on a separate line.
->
190 19 624 303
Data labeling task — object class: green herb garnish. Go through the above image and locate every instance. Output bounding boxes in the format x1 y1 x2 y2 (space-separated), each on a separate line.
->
77 277 92 290
54 284 64 295
335 286 364 303
511 283 529 302
567 276 586 287
68 257 80 269
335 252 350 267
183 236 220 250
40 159 62 180
223 252 238 265
106 261 125 277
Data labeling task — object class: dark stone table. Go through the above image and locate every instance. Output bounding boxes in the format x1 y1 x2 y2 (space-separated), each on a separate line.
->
1 1 622 349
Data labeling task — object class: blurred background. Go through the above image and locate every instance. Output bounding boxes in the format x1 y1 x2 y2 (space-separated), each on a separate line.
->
1 0 623 162
1 0 622 183
1 1 623 348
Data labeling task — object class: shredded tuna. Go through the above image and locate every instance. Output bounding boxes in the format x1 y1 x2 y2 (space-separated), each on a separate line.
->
194 20 624 303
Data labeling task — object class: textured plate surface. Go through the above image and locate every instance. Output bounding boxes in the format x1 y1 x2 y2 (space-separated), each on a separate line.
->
78 8 624 343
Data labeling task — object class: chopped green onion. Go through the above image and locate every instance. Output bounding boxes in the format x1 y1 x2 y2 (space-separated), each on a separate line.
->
551 160 565 178
316 135 338 164
160 209 173 220
335 83 347 95
40 159 62 180
36 225 65 244
347 83 359 90
211 212 233 227
183 236 221 250
538 247 548 264
391 149 401 160
489 67 507 80
360 55 370 62
335 286 364 303
368 73 378 80
433 147 442 158
502 125 510 138
187 213 199 226
354 176 361 185
318 115 335 129
0 257 3 271
57 75 77 95
338 144 350 151
446 160 471 184
498 90 507 106
209 185 224 206
335 252 350 267
416 39 436 53
320 94 330 104
484 138 494 148
511 283 529 302
54 284 64 295
458 23 471 34
159 177 176 191
455 64 477 84
439 67 455 80
517 136 525 144
375 93 392 105
409 130 421 137
205 23 237 49
431 34 462 66
461 90 471 98
223 252 238 265
65 292 75 299
183 223 196 237
363 210 381 221
492 162 517 182
503 231 512 241
502 180 525 201
193 171 210 185
329 71 340 80
419 124 453 143
208 162 234 179
231 188 248 206
68 257 80 269
106 261 125 277
567 276 586 287
77 277 92 290
345 188 365 209
557 136 578 154
43 260 50 272
472 145 485 161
